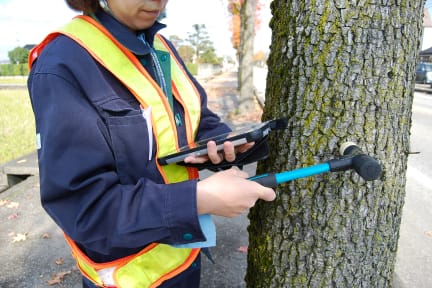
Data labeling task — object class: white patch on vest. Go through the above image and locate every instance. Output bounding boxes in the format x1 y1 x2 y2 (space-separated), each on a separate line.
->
97 266 117 286
141 106 153 160
36 133 41 150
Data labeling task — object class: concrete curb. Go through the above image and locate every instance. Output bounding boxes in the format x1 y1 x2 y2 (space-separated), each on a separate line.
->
0 152 38 193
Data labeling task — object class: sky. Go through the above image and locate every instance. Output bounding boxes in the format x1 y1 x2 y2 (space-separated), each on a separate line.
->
0 0 272 61
1 0 431 62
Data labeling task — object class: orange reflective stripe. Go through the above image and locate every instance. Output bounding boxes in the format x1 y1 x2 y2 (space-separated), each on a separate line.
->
65 235 104 285
28 33 60 69
187 166 199 179
172 83 195 147
65 234 157 270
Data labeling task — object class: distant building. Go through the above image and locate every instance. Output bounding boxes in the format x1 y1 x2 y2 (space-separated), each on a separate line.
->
421 9 432 62
420 46 432 60
425 8 432 26
23 44 36 51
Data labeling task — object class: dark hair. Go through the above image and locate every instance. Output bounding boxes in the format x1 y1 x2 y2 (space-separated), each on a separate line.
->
65 0 100 14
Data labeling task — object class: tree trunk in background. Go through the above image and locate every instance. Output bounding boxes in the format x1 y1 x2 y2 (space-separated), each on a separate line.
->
246 1 424 287
238 0 256 113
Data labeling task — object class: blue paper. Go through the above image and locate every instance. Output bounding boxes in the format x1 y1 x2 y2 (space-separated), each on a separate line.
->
173 214 216 248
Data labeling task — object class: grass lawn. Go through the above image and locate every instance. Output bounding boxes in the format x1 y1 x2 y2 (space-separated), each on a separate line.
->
0 76 27 84
0 88 36 164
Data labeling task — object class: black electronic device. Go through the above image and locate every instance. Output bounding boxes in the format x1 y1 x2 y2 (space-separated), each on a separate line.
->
157 118 287 166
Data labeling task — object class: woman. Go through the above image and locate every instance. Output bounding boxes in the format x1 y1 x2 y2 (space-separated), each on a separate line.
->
27 0 275 287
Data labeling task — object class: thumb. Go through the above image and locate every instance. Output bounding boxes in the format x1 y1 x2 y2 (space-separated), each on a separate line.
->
259 188 276 202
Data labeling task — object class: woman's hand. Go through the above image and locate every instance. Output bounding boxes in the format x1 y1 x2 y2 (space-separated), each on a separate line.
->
184 140 255 164
196 167 276 217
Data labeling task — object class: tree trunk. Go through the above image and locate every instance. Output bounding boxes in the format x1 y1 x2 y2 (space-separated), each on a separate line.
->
246 1 424 287
239 0 256 113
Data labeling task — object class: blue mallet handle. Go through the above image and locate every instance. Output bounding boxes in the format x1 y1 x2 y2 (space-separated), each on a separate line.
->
249 163 330 188
250 142 381 187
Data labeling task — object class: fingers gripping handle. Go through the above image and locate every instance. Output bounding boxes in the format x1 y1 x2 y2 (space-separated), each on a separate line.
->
249 173 278 188
339 142 382 181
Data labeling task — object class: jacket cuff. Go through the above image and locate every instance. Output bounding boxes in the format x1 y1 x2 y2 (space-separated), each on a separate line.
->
165 179 206 244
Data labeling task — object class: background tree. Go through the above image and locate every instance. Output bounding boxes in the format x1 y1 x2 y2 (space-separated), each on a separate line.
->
186 24 220 64
200 46 223 65
228 0 242 52
228 0 263 113
246 1 424 287
8 47 29 64
168 34 195 63
177 45 195 63
168 34 183 49
253 50 267 67
227 0 262 56
238 0 257 113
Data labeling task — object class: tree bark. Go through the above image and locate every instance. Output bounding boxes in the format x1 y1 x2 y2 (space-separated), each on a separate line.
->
239 0 257 113
246 1 424 287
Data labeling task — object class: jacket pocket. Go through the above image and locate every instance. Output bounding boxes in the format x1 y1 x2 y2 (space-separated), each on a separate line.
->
99 99 153 184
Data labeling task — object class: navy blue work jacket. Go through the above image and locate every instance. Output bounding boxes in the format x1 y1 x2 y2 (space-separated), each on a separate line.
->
27 10 230 264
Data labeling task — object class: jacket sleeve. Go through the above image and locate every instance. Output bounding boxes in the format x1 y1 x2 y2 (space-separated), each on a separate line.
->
28 56 206 257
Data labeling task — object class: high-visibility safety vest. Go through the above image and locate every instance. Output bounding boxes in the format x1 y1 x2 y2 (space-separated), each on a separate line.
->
29 15 202 288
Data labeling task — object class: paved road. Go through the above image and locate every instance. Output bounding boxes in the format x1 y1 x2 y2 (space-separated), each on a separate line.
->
394 91 432 287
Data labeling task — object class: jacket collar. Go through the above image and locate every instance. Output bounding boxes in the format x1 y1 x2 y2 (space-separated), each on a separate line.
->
94 10 166 56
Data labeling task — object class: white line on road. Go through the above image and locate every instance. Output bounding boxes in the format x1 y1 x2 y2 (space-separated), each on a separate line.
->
407 165 432 190
412 106 432 115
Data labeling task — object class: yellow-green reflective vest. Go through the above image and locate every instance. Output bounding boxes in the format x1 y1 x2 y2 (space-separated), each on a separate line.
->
30 15 202 287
